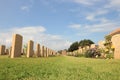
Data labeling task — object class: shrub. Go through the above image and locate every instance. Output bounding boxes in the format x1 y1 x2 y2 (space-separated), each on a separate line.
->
67 53 73 56
85 48 101 58
74 53 84 57
106 53 114 59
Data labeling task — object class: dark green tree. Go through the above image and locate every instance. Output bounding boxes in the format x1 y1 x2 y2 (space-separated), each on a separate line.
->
79 39 94 48
68 41 79 52
68 39 94 52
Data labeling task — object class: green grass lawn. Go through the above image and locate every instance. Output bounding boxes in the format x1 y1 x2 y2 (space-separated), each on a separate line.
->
0 56 120 80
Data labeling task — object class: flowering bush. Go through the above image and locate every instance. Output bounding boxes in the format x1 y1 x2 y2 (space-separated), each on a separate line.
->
85 48 101 58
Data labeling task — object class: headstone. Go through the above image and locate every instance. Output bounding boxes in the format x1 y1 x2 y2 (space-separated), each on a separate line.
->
78 48 83 54
36 43 40 57
53 51 56 55
46 47 48 57
44 47 47 57
82 47 86 53
44 46 46 57
21 49 24 55
27 40 34 58
48 49 51 56
0 45 5 55
50 50 52 55
48 48 50 57
9 47 12 56
51 50 53 55
41 46 44 57
86 46 90 50
40 46 42 57
90 44 97 49
111 34 120 59
98 40 105 49
47 48 49 56
62 50 67 55
11 34 23 58
5 49 9 55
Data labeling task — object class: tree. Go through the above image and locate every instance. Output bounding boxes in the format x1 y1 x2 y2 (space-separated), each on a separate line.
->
68 39 94 52
105 35 112 42
104 35 113 54
68 41 79 52
57 50 62 54
104 35 112 49
79 39 94 48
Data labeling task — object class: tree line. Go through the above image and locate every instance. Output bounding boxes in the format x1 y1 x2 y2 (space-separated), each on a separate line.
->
68 39 94 52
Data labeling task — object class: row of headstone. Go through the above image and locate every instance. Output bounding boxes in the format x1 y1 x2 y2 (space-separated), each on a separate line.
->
0 45 6 55
62 50 67 55
0 45 10 55
77 44 97 54
0 34 56 58
67 44 99 56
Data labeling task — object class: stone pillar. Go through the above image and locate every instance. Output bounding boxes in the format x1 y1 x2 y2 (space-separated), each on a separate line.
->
90 44 96 49
98 40 105 49
50 50 52 55
0 45 5 55
111 34 120 59
52 50 55 55
21 49 24 55
49 49 51 56
86 46 90 50
62 50 67 55
51 50 53 55
53 51 55 55
46 47 48 57
36 43 40 57
47 48 50 57
27 40 34 58
5 49 9 55
53 51 56 56
44 47 47 57
11 34 23 58
41 46 44 57
8 47 12 56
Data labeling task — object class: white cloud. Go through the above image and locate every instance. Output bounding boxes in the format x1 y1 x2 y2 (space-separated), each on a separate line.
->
69 24 81 29
70 0 100 5
105 0 120 11
20 0 33 12
69 21 120 37
12 26 46 34
109 0 120 8
86 10 108 21
97 10 108 15
21 6 30 11
0 26 72 51
84 21 120 33
0 33 12 47
86 15 95 21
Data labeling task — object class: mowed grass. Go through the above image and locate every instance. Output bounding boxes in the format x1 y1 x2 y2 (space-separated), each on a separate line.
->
0 56 120 80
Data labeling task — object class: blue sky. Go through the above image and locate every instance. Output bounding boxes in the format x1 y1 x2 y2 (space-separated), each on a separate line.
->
0 0 120 50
